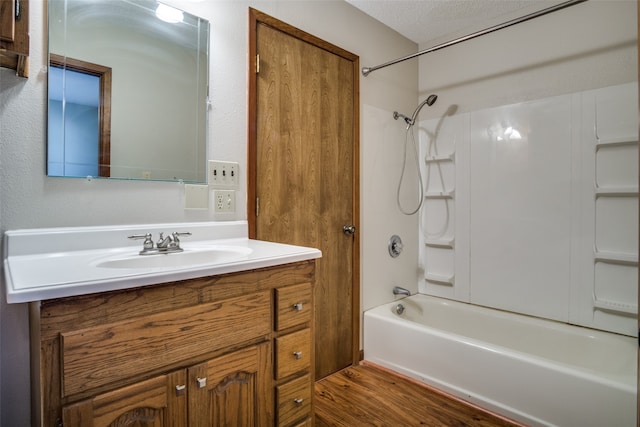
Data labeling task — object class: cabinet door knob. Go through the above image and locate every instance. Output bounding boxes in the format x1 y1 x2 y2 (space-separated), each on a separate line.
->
293 351 303 360
294 398 304 405
196 377 207 388
175 384 186 396
292 303 303 311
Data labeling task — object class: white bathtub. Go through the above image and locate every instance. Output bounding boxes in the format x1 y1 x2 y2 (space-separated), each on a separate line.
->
364 294 637 427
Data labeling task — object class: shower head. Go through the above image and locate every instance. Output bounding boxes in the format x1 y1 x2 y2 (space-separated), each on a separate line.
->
428 94 438 105
409 94 438 124
393 94 438 128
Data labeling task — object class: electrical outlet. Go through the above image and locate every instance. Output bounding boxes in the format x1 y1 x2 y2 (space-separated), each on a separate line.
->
214 190 235 213
209 160 239 188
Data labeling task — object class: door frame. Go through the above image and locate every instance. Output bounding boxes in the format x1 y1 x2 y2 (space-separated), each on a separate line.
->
247 7 361 368
49 54 112 177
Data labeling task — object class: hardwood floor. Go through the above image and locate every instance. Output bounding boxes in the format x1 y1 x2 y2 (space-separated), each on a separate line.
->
314 363 524 427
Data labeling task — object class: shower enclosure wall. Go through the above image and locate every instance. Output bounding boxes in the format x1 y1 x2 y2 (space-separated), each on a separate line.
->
419 82 638 337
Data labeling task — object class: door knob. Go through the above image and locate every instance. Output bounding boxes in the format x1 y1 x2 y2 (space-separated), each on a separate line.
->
343 225 356 235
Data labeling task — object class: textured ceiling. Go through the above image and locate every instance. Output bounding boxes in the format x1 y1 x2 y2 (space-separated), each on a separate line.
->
345 0 567 46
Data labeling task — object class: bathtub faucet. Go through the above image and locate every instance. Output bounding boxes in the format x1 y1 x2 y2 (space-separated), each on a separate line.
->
393 286 411 297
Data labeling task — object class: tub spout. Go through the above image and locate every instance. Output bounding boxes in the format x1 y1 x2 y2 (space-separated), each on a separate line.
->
393 286 411 297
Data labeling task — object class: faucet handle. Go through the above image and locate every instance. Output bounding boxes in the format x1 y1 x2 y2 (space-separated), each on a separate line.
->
128 233 155 252
172 232 191 246
172 231 192 240
128 233 151 240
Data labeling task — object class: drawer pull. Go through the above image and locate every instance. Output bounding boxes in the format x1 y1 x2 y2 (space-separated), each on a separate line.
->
294 398 304 405
292 303 303 311
196 377 207 388
175 384 186 396
293 351 303 360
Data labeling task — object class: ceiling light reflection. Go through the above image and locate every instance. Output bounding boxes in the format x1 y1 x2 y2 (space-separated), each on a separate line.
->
488 123 523 142
156 4 183 23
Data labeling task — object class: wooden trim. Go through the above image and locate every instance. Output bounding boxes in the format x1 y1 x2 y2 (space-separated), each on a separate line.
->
351 54 361 367
247 9 258 235
247 7 361 369
49 54 112 177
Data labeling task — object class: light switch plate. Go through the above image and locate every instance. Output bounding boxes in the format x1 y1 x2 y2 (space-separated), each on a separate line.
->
209 160 239 188
184 184 209 210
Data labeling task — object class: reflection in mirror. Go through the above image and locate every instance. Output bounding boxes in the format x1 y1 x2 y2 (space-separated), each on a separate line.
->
48 0 210 182
49 54 112 177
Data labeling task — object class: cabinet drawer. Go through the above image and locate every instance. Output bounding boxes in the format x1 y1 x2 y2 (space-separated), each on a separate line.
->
275 283 312 331
291 419 313 427
275 328 311 379
277 374 311 427
61 290 271 396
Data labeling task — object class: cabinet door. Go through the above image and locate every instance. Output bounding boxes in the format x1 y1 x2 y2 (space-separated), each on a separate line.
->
0 0 26 51
188 342 272 427
62 371 187 427
0 0 16 42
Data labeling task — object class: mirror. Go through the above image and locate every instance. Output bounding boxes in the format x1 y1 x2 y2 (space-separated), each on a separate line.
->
48 0 210 182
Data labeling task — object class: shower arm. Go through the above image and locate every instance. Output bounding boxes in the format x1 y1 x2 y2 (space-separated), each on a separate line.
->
361 0 587 77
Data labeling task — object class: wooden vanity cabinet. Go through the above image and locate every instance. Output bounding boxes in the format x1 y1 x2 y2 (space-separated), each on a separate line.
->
33 260 315 427
0 0 29 77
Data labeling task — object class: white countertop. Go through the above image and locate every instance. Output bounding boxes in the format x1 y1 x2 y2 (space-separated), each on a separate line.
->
3 221 321 303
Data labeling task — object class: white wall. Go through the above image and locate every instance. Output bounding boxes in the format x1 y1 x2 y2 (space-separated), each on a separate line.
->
417 0 637 120
0 1 418 424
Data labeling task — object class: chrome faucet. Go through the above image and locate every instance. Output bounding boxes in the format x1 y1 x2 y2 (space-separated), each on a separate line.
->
393 286 411 297
129 232 192 255
156 232 174 250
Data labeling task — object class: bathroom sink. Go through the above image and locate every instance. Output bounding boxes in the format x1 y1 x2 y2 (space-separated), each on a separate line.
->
95 246 253 269
4 222 321 303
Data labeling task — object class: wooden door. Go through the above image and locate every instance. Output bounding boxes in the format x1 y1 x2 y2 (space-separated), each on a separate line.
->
187 343 272 426
248 9 360 379
62 371 187 427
